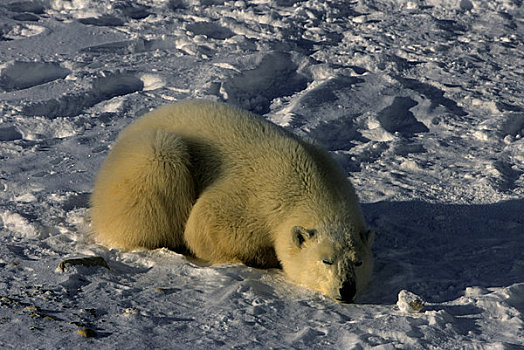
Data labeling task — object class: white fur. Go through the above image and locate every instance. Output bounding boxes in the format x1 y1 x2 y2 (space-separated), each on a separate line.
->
90 100 373 301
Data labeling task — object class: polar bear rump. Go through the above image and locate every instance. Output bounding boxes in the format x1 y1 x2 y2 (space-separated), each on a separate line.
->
90 100 373 302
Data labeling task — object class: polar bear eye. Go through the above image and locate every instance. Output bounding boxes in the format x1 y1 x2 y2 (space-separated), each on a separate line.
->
322 259 334 265
354 260 363 267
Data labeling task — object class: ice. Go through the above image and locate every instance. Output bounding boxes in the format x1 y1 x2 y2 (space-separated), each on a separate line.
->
1 0 523 348
396 290 425 313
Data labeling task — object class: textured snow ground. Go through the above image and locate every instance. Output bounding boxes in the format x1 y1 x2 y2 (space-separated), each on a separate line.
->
1 0 523 349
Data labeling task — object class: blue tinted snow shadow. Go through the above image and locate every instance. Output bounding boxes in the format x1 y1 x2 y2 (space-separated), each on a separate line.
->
360 199 524 304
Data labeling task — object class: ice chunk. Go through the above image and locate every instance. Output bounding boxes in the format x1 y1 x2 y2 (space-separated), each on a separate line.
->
397 290 425 313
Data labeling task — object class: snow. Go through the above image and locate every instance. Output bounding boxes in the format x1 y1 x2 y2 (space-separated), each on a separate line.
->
0 0 523 348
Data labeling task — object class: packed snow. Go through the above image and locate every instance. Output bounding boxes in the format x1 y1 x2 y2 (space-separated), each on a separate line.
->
1 0 523 348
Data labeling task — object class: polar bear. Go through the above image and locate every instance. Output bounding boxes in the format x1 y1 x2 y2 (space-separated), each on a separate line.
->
90 100 374 302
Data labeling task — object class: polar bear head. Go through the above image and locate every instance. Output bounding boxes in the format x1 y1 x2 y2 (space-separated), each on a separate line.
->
277 224 374 303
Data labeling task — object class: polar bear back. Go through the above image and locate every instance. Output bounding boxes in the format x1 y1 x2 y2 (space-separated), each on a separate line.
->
121 100 295 163
121 100 352 205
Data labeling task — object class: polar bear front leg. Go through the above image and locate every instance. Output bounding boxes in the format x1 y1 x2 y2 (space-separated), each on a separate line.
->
183 186 242 264
183 184 280 268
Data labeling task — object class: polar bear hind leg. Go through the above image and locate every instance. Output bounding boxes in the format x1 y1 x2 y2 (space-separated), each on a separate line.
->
90 129 195 251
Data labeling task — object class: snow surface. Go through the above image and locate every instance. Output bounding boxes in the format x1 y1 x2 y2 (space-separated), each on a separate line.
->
1 0 523 348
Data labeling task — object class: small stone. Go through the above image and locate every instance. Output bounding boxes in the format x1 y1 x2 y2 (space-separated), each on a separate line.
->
70 321 86 327
77 328 98 338
42 314 56 321
397 290 425 313
58 256 110 271
123 307 140 317
1 296 18 305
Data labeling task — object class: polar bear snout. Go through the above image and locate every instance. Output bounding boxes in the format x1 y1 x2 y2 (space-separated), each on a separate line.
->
337 279 357 303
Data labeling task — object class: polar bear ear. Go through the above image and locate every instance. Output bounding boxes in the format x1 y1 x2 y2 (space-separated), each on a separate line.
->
292 226 316 248
361 229 375 248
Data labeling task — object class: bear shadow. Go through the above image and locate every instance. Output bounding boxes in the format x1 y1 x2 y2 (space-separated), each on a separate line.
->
358 199 524 306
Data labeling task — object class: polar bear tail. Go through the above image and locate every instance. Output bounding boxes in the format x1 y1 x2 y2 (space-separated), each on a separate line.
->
90 129 195 251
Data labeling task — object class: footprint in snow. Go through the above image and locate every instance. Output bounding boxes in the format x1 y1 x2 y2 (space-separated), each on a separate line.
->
81 38 179 55
78 15 125 27
0 22 46 41
287 75 364 131
501 113 524 138
5 1 46 14
396 77 467 117
308 115 366 151
21 73 144 118
222 51 309 114
0 61 71 92
11 12 40 22
492 160 522 193
0 126 23 142
2 1 47 35
376 96 429 137
186 21 235 40
77 3 151 27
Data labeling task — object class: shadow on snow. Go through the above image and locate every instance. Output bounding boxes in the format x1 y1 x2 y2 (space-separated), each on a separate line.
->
360 199 524 305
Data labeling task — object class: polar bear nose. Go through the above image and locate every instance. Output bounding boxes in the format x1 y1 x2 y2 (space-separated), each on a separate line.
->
339 280 356 303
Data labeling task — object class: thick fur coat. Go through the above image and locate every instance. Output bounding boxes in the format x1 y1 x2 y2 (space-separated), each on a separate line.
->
90 100 373 302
